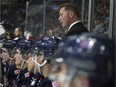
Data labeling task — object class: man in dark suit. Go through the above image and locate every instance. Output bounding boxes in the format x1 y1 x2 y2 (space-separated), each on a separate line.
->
58 3 89 36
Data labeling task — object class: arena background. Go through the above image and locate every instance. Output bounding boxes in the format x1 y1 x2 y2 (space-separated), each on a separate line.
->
0 0 116 85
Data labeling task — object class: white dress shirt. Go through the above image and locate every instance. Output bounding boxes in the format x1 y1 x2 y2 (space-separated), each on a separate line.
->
68 21 81 31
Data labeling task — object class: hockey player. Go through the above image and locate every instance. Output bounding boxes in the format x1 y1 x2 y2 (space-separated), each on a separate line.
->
0 40 16 87
27 35 60 87
49 33 115 87
13 39 33 87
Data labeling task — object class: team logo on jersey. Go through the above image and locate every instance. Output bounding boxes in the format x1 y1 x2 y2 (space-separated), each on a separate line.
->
4 67 6 72
14 70 21 74
24 72 30 78
52 81 60 87
30 78 36 86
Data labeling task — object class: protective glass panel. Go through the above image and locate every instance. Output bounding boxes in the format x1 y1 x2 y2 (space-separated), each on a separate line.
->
92 0 110 34
25 4 44 40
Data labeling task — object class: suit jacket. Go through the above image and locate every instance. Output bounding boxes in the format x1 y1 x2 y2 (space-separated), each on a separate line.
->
65 22 89 36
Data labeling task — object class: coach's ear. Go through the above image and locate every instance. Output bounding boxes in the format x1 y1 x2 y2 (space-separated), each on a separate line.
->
68 11 74 18
69 11 75 18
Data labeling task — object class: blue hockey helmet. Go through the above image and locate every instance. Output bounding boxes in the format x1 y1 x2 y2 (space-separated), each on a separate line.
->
13 39 32 55
32 35 59 59
49 33 115 87
2 40 17 52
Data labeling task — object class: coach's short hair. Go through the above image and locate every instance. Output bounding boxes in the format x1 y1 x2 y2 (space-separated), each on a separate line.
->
60 3 80 18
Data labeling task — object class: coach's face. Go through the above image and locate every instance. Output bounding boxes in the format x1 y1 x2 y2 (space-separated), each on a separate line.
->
58 7 71 29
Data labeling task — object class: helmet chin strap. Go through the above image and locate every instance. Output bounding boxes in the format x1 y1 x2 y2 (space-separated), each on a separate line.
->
9 57 15 66
20 56 26 69
32 55 47 74
32 54 47 67
38 60 47 67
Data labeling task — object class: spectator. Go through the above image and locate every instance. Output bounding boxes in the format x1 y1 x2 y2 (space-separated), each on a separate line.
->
14 26 25 41
46 29 54 37
93 18 105 33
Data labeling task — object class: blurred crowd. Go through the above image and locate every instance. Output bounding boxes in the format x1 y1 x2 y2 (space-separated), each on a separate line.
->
0 1 115 87
92 0 110 33
1 0 110 40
